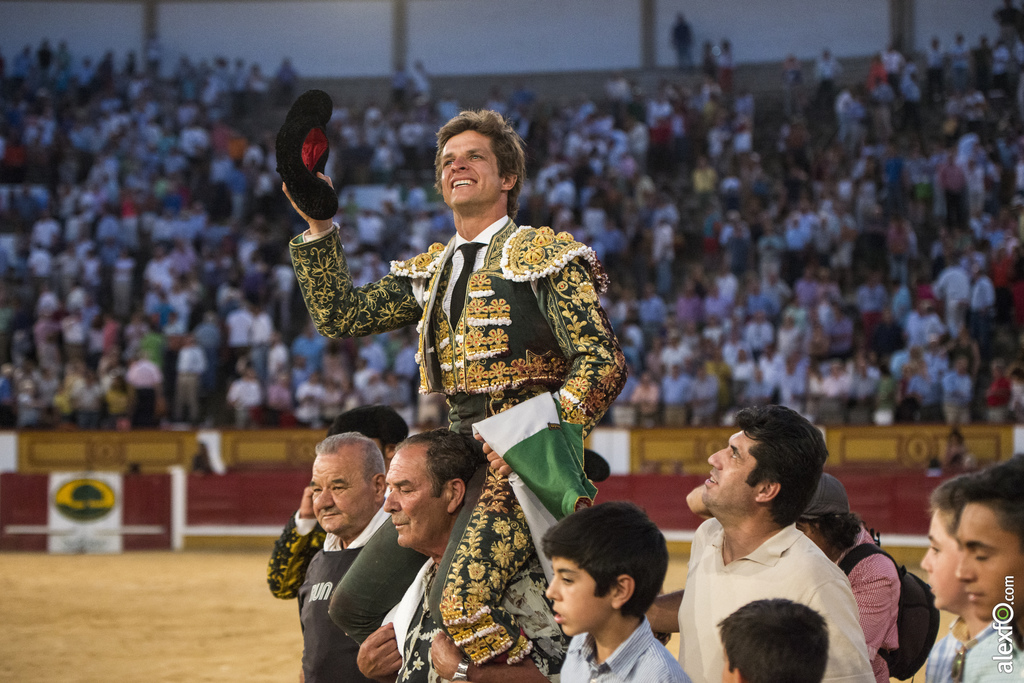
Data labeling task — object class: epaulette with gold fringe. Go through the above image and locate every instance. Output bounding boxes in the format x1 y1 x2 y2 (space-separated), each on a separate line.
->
390 242 446 278
499 226 609 293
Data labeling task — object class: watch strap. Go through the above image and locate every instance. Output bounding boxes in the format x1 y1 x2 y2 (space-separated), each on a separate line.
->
452 656 471 681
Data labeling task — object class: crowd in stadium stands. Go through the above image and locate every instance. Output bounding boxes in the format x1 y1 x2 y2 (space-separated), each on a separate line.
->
2 16 1024 433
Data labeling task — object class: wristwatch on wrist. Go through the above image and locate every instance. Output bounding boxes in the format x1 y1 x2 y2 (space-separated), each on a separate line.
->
452 656 471 681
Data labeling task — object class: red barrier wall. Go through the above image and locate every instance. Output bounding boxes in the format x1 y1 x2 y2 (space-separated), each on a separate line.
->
188 467 947 537
0 473 173 551
0 473 48 551
123 474 173 550
597 475 705 531
187 470 311 526
1 468 951 552
823 469 951 536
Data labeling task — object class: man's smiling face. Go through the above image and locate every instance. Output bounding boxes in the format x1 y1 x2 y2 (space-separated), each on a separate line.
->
438 130 514 216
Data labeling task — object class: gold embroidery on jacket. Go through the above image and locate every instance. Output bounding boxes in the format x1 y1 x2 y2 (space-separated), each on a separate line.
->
541 260 627 430
500 225 610 293
390 242 446 278
290 232 421 340
440 470 533 664
464 327 510 361
466 297 512 322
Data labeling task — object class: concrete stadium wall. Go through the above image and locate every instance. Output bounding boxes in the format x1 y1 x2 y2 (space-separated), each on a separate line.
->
157 0 393 78
0 1 145 62
653 0 889 65
915 0 1005 52
0 0 1005 78
407 0 643 74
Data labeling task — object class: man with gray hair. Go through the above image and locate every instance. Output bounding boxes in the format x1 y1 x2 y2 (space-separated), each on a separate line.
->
295 432 389 682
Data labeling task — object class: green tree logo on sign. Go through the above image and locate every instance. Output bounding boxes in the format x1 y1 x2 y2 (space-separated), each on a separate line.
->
54 479 116 522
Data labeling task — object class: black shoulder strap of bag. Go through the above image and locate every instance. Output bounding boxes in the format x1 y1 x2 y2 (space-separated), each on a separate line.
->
838 541 886 576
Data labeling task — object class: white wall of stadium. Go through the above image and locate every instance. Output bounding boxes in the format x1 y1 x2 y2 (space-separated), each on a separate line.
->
0 0 1004 79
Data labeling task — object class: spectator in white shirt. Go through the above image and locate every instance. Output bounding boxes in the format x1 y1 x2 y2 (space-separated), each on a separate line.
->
249 309 275 383
744 310 776 359
661 332 690 372
778 353 809 413
174 334 207 424
225 301 255 367
818 360 853 424
815 49 842 107
903 300 945 349
933 257 971 336
881 46 905 89
776 313 806 360
143 244 174 293
31 210 61 250
226 367 262 428
294 371 327 428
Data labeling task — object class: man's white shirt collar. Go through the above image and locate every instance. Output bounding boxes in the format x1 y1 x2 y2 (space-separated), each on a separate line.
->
453 216 508 249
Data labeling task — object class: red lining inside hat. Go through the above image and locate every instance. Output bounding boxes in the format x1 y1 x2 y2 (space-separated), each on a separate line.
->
302 128 328 172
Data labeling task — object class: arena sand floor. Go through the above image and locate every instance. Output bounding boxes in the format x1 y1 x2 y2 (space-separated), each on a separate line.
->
0 550 939 682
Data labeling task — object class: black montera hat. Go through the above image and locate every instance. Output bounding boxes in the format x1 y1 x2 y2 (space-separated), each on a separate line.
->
276 89 338 221
327 404 409 446
583 449 611 483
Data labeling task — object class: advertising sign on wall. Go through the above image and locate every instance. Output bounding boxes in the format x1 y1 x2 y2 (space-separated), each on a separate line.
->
47 472 123 554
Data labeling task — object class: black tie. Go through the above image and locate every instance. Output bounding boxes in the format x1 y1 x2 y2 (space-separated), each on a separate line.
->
449 243 483 327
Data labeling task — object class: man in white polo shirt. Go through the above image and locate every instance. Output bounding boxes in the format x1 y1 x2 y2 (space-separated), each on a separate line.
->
648 405 874 683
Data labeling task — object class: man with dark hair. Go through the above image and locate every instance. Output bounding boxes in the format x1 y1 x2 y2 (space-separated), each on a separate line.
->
543 502 668 621
285 108 625 667
267 404 409 600
356 428 566 683
394 429 481 496
648 405 873 683
719 599 829 683
951 456 1024 675
543 502 689 682
796 474 899 683
729 403 828 525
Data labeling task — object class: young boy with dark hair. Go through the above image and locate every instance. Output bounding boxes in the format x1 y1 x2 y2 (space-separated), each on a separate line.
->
951 456 1024 676
718 598 830 683
543 501 690 682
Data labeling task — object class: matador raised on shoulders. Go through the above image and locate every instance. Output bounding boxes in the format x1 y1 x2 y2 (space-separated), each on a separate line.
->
284 108 626 673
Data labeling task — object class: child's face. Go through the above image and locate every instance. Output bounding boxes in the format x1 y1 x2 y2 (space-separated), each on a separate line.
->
545 557 618 637
921 511 969 615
